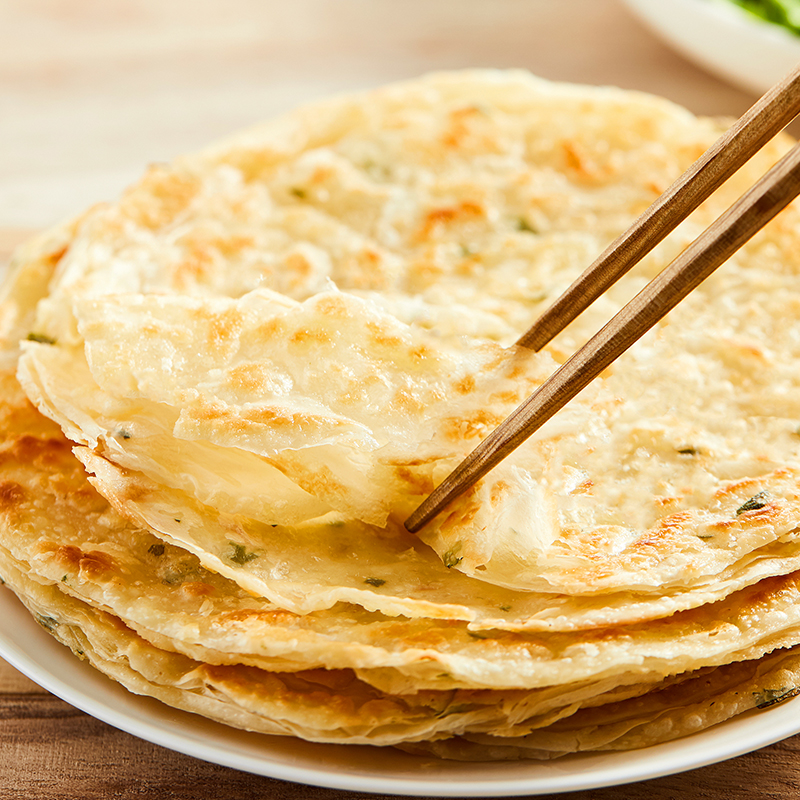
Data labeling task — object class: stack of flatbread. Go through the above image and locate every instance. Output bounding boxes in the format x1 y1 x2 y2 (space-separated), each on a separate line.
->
2 70 800 760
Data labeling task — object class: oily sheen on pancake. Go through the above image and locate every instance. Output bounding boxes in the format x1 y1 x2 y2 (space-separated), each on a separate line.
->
3 70 800 759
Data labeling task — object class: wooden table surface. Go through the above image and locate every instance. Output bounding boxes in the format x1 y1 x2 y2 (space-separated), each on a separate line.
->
2 1 800 797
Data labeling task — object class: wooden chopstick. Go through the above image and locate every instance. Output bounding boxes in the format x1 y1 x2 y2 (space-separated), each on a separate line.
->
516 64 800 352
406 122 800 534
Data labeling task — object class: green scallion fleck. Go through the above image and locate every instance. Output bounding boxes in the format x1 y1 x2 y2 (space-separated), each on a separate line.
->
515 217 538 234
26 332 56 345
442 547 463 569
736 491 768 515
229 542 259 565
754 687 800 709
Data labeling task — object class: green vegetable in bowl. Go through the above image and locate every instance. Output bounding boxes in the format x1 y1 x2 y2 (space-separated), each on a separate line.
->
728 0 800 35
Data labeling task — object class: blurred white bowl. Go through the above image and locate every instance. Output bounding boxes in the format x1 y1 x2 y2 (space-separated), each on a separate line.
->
623 0 800 95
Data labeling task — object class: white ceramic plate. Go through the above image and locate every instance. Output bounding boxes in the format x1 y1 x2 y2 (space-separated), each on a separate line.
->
3 587 800 795
623 0 800 95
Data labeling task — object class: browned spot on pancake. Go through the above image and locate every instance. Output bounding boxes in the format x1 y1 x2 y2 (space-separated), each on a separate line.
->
409 344 434 363
169 304 244 351
391 388 426 415
737 502 780 523
441 106 489 150
394 466 435 495
0 481 25 509
243 405 337 432
290 464 348 500
253 318 284 343
226 363 269 395
654 495 680 507
628 512 693 555
141 323 165 337
77 550 116 579
360 247 381 265
358 248 383 275
190 401 338 436
180 581 216 598
289 325 333 345
562 141 590 174
108 474 152 505
336 382 368 407
384 455 440 468
174 242 214 287
51 544 83 568
453 376 476 395
120 167 200 230
48 544 116 580
660 511 693 527
179 229 254 260
738 573 796 612
490 480 512 507
45 244 69 267
310 165 335 186
220 608 301 625
714 477 764 501
217 234 254 256
315 295 351 319
561 140 608 183
5 435 71 470
442 410 505 441
367 321 403 349
416 200 485 242
339 248 390 291
284 251 313 279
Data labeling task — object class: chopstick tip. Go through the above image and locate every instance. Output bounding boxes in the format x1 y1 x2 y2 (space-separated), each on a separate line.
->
404 506 428 534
